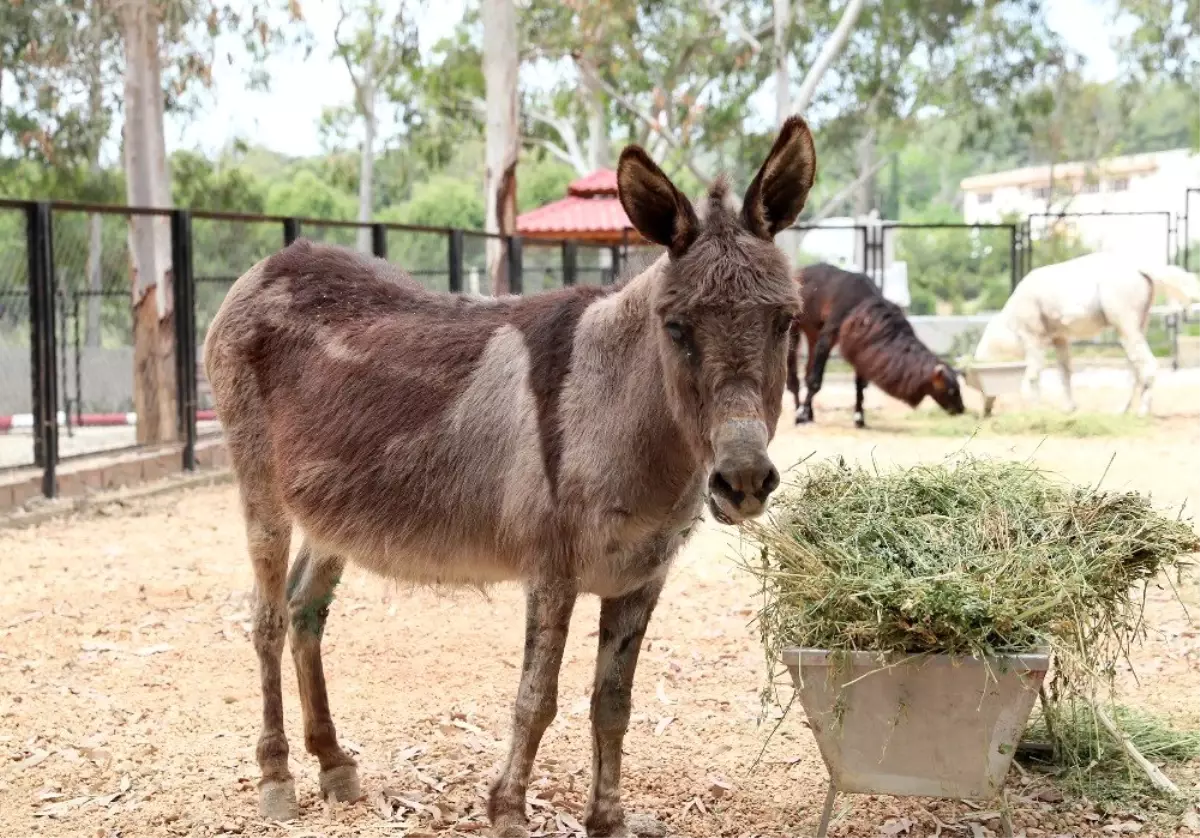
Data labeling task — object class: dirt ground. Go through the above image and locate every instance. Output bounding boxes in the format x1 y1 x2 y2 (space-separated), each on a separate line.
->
2 383 1198 838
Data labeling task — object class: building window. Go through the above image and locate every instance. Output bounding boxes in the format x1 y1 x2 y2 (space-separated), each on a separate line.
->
976 191 993 205
1081 180 1099 194
1032 186 1051 200
1108 177 1130 192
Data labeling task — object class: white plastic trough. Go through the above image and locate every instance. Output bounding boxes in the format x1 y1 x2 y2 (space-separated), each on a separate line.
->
963 361 1028 398
783 648 1050 836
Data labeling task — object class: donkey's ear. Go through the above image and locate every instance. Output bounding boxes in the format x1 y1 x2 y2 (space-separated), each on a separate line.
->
617 145 700 258
742 115 817 240
932 363 952 392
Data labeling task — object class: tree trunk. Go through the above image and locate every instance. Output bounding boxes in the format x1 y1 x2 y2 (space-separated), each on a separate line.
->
119 0 176 445
356 50 376 254
579 58 611 170
86 213 102 348
773 0 791 126
85 14 105 351
482 0 519 296
854 126 877 217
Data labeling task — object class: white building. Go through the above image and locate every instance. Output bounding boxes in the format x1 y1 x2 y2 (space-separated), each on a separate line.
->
960 149 1200 260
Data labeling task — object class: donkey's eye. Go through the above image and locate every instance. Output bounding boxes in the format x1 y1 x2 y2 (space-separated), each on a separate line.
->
664 321 686 344
774 313 794 336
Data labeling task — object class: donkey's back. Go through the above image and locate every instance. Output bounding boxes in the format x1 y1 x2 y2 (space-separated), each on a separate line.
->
204 239 604 584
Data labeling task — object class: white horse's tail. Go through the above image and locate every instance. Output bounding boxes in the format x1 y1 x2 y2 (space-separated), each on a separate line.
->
1137 264 1200 305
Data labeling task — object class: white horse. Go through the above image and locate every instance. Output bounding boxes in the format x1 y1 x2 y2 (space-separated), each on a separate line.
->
973 252 1200 416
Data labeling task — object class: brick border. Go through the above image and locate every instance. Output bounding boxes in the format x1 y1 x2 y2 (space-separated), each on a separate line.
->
0 437 231 524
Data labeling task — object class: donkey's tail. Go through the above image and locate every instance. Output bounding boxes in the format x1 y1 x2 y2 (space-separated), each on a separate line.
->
1137 264 1200 305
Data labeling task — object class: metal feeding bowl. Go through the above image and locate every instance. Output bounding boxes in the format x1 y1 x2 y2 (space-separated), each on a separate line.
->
783 648 1050 835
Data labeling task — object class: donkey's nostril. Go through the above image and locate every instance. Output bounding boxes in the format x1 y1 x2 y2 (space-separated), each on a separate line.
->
709 470 745 506
760 465 780 498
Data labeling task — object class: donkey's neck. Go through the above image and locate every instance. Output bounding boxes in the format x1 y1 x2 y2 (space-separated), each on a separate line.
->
560 258 706 521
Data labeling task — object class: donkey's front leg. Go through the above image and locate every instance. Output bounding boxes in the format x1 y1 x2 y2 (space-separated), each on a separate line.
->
585 579 664 837
489 581 577 837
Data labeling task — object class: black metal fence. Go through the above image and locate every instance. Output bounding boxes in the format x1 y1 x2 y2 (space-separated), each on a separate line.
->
0 198 644 497
788 221 1022 313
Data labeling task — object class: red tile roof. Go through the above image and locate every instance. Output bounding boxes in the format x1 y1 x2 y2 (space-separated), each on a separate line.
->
517 195 632 237
566 168 618 197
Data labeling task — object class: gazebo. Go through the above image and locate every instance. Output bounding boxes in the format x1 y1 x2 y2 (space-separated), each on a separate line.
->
516 169 642 246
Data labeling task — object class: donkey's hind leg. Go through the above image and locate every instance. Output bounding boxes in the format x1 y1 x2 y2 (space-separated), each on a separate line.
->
786 322 802 412
797 328 832 424
853 375 868 428
238 483 298 820
287 543 360 803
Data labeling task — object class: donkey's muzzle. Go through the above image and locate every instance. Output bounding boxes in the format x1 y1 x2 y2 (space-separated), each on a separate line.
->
708 419 779 523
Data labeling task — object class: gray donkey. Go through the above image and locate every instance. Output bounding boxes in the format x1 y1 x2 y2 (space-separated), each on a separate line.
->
204 116 815 837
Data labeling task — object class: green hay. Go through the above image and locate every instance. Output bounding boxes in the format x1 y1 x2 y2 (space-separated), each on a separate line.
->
898 409 1149 438
745 455 1199 802
1023 700 1200 808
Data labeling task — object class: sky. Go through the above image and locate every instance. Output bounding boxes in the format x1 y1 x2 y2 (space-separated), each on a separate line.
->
169 0 1129 160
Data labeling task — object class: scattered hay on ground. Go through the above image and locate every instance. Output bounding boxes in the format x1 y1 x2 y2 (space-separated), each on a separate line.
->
1022 700 1200 809
897 409 1150 438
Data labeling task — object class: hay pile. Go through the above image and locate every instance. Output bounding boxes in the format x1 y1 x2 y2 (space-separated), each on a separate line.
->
747 455 1199 793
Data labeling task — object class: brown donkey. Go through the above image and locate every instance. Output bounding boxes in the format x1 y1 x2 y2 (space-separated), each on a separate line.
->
204 117 815 837
788 263 964 428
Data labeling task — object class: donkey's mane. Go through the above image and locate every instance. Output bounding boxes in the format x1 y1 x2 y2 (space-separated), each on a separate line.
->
840 294 941 406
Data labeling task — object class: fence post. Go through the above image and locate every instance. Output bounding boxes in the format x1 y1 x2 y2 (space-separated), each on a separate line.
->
171 209 197 471
507 236 523 295
27 201 58 498
371 223 387 260
448 230 464 293
1009 224 1018 291
606 245 621 286
562 240 577 287
283 217 302 246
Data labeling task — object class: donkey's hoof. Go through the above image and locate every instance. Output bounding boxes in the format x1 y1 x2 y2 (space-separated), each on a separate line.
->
492 813 529 838
259 778 299 821
853 410 866 428
626 813 668 837
319 764 361 803
795 411 812 425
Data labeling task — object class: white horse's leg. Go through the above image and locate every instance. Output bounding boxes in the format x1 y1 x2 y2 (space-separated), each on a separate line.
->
1115 329 1157 416
1051 338 1076 413
1021 342 1046 407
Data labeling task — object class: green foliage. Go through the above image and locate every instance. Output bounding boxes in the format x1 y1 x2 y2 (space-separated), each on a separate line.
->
383 175 484 230
518 156 576 214
894 207 1014 315
264 170 356 220
170 151 266 213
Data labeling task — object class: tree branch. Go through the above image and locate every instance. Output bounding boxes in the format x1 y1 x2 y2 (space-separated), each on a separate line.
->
525 136 581 170
793 0 867 113
703 0 763 53
586 70 712 184
801 152 895 230
526 105 588 173
333 1 366 108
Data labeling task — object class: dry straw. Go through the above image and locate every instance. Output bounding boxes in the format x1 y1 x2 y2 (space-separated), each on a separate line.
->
745 455 1199 790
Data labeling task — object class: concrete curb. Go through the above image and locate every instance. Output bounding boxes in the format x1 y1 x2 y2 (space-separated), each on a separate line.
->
0 467 233 531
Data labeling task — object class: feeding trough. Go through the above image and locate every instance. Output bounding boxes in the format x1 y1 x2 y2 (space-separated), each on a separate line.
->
749 457 1199 837
961 361 1027 416
783 648 1049 836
